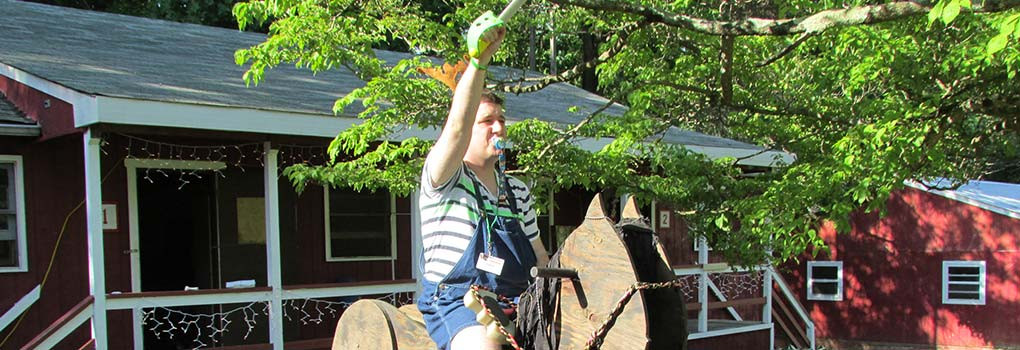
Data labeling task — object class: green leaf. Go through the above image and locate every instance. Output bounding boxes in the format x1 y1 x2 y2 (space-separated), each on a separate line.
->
714 215 730 231
941 1 961 25
988 33 1010 55
928 0 947 27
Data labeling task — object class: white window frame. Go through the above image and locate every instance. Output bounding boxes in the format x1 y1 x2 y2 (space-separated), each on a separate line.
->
942 260 986 305
0 155 28 273
323 187 396 262
807 261 843 301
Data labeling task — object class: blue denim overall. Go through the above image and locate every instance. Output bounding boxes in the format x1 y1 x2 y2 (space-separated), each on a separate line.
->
417 175 538 349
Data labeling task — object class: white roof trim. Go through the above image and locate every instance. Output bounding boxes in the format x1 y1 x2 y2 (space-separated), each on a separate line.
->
904 180 1020 220
88 96 439 140
0 63 97 124
87 97 792 167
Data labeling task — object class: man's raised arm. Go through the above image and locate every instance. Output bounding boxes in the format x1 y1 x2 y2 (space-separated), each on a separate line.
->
424 29 506 188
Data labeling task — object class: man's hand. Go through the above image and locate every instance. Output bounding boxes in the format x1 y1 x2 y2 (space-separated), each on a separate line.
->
475 26 505 67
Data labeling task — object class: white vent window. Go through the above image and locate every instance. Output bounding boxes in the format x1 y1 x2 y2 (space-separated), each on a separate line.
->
942 261 986 305
807 261 843 301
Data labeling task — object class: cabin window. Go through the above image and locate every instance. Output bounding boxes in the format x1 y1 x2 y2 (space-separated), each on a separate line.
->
0 156 27 272
807 261 843 301
324 187 395 261
942 260 986 305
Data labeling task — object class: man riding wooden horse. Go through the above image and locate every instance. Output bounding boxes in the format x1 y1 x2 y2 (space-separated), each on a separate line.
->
334 14 687 350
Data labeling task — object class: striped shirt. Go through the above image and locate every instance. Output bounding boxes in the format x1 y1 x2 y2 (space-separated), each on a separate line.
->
419 164 540 282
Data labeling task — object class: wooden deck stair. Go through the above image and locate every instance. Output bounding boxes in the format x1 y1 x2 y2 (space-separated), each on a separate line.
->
770 269 815 350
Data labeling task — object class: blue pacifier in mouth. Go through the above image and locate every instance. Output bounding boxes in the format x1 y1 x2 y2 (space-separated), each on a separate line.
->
490 136 509 151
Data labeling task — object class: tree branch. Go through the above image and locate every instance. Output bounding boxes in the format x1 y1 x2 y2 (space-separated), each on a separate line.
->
548 0 1020 36
511 98 616 175
642 80 716 95
755 33 816 67
491 21 649 94
720 35 734 105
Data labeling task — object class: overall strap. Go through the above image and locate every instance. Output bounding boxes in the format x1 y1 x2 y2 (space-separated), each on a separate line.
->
466 167 489 222
501 175 520 214
467 164 522 221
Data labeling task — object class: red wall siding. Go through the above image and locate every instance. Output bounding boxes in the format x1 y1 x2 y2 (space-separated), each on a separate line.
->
280 184 412 285
0 75 78 140
786 188 1020 348
654 202 694 266
652 202 729 266
0 134 92 350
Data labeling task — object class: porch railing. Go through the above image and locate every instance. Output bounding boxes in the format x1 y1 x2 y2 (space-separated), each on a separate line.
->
674 263 773 341
770 267 816 350
674 237 815 349
21 280 416 350
1 285 40 333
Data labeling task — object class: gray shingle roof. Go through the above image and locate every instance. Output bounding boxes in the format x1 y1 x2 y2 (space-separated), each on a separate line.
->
0 0 769 153
0 92 30 124
0 91 40 136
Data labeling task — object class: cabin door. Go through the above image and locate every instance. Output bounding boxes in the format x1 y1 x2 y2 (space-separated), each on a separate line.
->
136 168 218 292
132 164 220 350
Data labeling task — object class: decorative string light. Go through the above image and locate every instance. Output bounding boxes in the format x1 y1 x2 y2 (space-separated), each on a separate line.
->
674 274 701 300
278 144 329 168
668 271 764 302
709 270 763 299
101 134 333 188
106 133 263 189
118 134 264 165
140 292 415 349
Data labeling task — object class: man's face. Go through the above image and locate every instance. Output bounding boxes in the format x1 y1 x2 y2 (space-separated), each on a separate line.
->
466 100 506 163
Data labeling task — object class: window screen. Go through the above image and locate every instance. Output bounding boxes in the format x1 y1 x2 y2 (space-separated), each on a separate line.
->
325 187 392 260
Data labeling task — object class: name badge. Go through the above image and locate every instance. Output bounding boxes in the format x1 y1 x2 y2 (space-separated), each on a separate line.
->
476 253 505 276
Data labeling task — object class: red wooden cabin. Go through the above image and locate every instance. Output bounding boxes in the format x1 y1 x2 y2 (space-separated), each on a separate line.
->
784 180 1020 349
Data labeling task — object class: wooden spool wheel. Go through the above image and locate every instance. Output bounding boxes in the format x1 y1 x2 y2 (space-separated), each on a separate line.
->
554 194 651 350
331 300 435 350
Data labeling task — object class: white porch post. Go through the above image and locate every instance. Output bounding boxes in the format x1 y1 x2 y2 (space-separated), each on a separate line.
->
764 266 774 349
697 236 708 333
83 130 109 349
411 190 423 296
764 245 775 350
126 160 144 350
263 142 284 350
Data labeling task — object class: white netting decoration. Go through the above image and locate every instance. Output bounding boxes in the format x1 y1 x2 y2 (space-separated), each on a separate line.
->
673 274 701 300
140 292 415 349
708 270 764 300
673 270 764 301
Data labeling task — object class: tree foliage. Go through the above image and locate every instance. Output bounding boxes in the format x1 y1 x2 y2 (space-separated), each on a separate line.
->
233 0 1020 265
